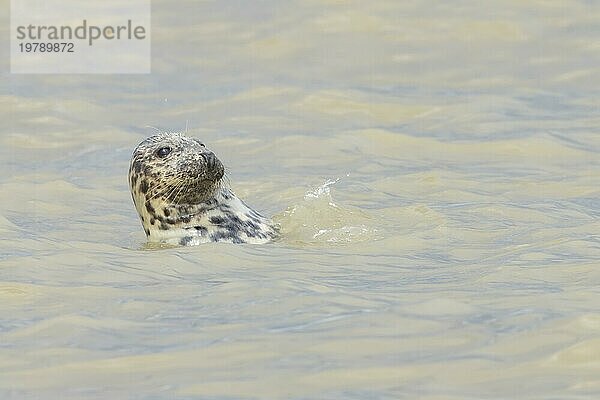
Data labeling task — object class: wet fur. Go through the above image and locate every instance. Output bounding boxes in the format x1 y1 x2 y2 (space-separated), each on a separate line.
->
129 132 278 245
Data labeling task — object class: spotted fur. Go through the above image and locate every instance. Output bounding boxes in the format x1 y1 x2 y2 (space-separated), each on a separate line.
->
128 132 278 245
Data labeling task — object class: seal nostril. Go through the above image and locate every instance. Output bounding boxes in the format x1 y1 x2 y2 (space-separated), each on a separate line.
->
202 152 217 169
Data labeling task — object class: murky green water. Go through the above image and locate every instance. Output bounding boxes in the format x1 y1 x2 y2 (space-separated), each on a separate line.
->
1 1 600 399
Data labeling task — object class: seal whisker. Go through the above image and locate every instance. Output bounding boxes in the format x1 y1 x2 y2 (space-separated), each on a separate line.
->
160 179 185 204
171 179 189 205
145 125 163 133
146 182 173 203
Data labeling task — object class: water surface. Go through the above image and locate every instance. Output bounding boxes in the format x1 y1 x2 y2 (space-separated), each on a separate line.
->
1 1 600 399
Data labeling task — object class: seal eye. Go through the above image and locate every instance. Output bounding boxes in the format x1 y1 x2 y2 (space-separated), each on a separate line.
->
156 147 172 158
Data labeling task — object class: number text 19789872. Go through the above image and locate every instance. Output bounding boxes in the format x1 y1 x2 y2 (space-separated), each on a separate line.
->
19 42 74 52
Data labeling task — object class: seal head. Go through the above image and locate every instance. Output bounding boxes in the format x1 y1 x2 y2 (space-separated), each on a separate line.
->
129 132 278 245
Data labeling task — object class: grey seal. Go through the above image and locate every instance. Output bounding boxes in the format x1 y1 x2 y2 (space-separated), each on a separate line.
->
128 132 278 245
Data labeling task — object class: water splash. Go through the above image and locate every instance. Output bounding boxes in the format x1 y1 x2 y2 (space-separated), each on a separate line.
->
274 178 381 245
304 178 339 203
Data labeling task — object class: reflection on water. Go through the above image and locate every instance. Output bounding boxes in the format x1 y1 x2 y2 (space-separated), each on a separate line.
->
1 0 600 399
